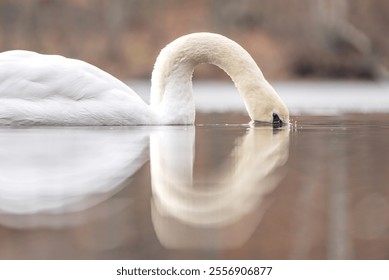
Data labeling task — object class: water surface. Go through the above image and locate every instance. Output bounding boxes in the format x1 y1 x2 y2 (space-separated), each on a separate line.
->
0 113 388 259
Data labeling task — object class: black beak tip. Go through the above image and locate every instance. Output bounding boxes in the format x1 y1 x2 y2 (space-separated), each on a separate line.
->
272 113 283 128
251 113 285 128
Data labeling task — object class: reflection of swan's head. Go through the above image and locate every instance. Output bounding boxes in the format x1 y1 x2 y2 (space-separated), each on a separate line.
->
150 126 290 249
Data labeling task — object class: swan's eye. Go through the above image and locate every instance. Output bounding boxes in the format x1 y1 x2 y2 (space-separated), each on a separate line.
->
272 113 283 128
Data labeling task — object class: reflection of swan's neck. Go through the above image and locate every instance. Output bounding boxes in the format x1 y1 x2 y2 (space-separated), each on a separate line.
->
150 33 275 124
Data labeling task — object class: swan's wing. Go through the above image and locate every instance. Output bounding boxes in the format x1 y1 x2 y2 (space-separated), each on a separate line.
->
0 51 154 125
0 50 137 100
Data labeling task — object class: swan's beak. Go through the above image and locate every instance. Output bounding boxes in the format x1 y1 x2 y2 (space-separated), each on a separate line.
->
250 114 284 128
272 113 284 128
250 113 286 128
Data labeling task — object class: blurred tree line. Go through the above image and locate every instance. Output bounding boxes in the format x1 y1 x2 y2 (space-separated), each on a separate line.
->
0 0 388 80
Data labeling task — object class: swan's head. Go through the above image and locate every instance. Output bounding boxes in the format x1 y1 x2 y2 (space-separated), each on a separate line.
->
244 82 289 128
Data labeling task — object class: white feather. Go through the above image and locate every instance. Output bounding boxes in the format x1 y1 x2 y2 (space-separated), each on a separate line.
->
0 33 289 126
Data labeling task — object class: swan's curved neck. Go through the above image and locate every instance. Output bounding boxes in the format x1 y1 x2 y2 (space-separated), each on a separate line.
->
150 33 270 124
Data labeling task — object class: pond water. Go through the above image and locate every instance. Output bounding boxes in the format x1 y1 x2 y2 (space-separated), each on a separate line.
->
0 112 388 260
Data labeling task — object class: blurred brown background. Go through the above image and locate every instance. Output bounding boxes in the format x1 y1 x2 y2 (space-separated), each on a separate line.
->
0 0 388 80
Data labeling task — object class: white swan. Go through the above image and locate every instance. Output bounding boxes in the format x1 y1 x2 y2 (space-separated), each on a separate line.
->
0 32 289 126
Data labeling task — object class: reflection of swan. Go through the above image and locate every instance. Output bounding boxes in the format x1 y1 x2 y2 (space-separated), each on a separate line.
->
0 127 149 228
150 126 290 249
0 33 288 126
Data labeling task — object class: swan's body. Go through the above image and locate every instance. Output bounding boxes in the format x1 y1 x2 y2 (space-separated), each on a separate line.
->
0 33 289 126
0 51 152 125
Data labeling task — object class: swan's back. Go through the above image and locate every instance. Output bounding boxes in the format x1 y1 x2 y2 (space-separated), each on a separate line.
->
0 51 152 125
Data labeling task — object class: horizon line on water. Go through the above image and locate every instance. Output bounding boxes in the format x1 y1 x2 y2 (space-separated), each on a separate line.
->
127 80 389 116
